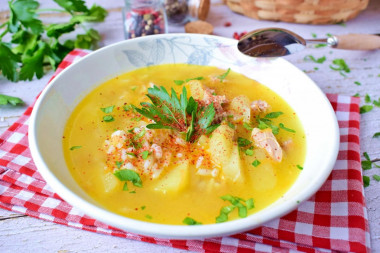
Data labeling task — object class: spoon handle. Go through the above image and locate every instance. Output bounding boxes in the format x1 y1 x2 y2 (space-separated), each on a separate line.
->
334 34 380 50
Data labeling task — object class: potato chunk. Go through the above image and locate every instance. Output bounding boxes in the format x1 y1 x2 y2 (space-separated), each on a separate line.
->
208 125 243 182
229 95 251 123
153 161 189 195
209 125 234 167
187 80 205 100
103 171 122 194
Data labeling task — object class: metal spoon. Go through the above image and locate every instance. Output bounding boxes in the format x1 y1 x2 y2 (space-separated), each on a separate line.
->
237 27 380 57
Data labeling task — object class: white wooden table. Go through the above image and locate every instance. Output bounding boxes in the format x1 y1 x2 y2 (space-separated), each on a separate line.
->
1 1 380 252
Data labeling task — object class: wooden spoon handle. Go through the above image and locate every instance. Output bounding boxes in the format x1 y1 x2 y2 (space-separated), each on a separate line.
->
335 34 380 50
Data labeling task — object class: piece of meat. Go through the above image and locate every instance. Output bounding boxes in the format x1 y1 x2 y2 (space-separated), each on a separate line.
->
251 128 282 162
251 100 269 115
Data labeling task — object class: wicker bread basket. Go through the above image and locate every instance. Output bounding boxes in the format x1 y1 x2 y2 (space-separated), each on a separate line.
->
226 0 369 24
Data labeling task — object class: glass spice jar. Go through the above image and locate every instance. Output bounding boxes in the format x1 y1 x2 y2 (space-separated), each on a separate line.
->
164 0 210 25
123 0 168 39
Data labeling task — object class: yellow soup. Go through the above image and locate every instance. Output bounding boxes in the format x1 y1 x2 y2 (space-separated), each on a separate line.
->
63 64 306 225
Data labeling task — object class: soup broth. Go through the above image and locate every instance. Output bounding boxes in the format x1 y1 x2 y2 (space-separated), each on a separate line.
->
63 64 306 225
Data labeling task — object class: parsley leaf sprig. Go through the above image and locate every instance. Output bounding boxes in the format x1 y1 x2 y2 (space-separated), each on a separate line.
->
0 0 107 82
133 85 219 142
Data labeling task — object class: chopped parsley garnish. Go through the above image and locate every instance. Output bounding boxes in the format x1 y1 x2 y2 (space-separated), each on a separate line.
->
311 33 317 38
373 175 380 182
252 160 261 167
227 121 235 129
131 86 137 91
127 152 137 158
279 123 296 133
122 182 128 191
373 132 380 138
264 111 283 119
103 115 114 122
314 44 327 48
133 85 218 142
141 205 146 210
353 93 360 97
141 150 150 160
365 94 371 103
183 217 202 225
174 80 184 85
145 215 152 219
245 149 254 156
360 105 373 114
115 161 123 169
69 145 82 150
354 81 361 86
100 105 115 113
113 169 142 188
329 59 350 74
361 152 380 170
217 68 231 82
174 77 204 85
237 137 252 147
297 165 303 170
133 129 146 140
373 98 380 108
363 176 370 187
129 191 136 194
243 122 253 131
304 55 326 64
0 94 24 106
215 195 254 223
123 104 133 111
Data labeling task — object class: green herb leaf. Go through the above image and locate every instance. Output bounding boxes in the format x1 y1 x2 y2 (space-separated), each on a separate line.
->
54 0 89 13
245 198 254 209
314 44 327 48
127 152 137 158
245 149 254 156
373 132 380 138
205 123 220 135
311 33 317 38
237 137 252 147
185 76 204 82
329 59 350 73
373 175 380 182
115 161 123 169
353 93 360 97
279 123 296 133
141 205 146 210
129 190 136 194
354 81 361 86
365 94 371 103
243 122 253 131
360 105 373 114
123 104 133 111
252 160 261 167
145 214 152 219
134 85 216 142
174 80 184 85
217 68 230 82
100 105 115 113
304 55 326 64
363 152 370 161
373 99 380 108
0 94 23 106
103 115 115 122
114 169 142 187
265 111 283 119
227 121 235 129
0 42 20 82
297 165 303 170
362 160 372 170
70 145 82 150
183 217 202 225
141 150 150 160
363 175 370 187
122 182 128 191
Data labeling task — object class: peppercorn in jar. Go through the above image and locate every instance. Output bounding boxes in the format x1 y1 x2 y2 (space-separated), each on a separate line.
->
123 0 168 39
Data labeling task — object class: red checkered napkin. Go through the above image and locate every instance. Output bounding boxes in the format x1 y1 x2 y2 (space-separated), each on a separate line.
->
0 50 370 252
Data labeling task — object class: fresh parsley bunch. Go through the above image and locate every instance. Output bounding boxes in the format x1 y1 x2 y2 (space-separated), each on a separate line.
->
0 0 107 82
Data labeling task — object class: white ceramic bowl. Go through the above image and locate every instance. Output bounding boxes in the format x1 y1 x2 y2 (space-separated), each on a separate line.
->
29 34 339 239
